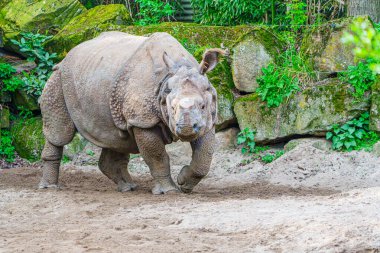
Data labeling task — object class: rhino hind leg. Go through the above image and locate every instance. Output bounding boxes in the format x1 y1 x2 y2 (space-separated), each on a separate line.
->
39 70 76 189
99 148 137 192
133 127 179 195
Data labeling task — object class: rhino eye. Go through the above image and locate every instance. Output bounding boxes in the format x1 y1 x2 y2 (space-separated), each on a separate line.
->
164 87 171 93
206 86 211 92
201 104 205 110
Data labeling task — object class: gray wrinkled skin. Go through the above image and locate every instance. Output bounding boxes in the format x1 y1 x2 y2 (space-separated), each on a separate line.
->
39 31 226 194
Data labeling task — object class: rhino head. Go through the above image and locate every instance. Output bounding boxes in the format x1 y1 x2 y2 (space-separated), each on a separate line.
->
158 49 228 141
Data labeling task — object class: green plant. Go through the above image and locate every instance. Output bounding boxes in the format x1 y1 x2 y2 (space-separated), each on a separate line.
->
62 155 71 164
191 0 272 26
339 61 376 98
261 150 284 164
86 149 95 156
326 112 379 151
0 63 23 93
135 0 175 25
237 128 256 154
256 63 300 108
0 130 16 162
342 17 380 74
17 106 33 119
11 32 57 98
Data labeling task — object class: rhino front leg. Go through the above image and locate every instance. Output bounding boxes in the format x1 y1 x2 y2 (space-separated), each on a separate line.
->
133 127 178 194
177 129 215 193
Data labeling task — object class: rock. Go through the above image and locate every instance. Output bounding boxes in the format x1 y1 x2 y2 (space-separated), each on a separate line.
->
165 141 192 166
215 127 239 150
301 16 371 76
12 90 39 111
372 142 380 157
215 84 236 130
63 133 88 160
231 28 284 92
284 138 332 152
0 0 85 53
11 117 45 161
234 78 370 143
46 4 132 59
370 76 380 132
0 106 10 128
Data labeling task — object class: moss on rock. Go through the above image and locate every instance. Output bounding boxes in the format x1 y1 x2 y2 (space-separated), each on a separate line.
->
234 78 370 143
370 76 380 132
231 27 284 92
301 16 372 76
0 0 85 53
46 4 132 58
0 107 10 128
11 117 44 161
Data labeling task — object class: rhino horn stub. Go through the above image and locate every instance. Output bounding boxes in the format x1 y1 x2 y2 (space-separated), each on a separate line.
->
199 48 229 75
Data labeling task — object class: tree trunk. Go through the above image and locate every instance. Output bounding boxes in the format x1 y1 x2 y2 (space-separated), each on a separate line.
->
347 0 380 23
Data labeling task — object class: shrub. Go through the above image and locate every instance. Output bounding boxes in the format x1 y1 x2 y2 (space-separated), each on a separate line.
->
0 63 23 93
339 61 376 98
190 0 272 26
261 150 284 163
135 0 175 25
11 32 57 98
0 130 16 162
326 112 379 151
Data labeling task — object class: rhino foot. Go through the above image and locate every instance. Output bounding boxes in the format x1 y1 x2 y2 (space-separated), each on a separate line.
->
152 178 179 195
117 181 138 192
38 181 61 190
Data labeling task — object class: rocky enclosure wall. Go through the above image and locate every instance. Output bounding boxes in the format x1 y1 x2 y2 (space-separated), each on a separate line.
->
0 1 378 160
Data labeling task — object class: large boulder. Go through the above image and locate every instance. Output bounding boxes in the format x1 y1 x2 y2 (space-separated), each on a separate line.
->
234 78 370 143
11 117 44 161
231 28 284 92
370 76 380 132
45 4 132 58
0 0 85 52
301 16 371 77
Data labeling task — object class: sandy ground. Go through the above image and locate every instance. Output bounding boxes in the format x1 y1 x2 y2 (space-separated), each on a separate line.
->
1 138 380 253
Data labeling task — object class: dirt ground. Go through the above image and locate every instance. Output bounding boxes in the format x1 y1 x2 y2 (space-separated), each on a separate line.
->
1 138 380 253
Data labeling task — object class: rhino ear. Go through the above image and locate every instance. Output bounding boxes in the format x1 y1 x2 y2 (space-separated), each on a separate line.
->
163 51 176 72
199 48 229 75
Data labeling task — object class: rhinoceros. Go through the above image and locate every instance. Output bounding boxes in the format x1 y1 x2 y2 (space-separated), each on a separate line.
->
39 31 227 194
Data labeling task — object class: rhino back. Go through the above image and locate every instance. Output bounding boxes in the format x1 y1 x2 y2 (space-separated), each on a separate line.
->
60 32 147 151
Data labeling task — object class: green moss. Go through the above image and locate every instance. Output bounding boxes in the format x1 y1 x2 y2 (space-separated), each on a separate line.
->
0 107 10 128
300 16 372 73
46 4 132 58
0 0 85 52
47 22 255 60
11 117 45 161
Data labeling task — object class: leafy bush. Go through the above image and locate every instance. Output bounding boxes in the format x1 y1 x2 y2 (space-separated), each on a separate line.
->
326 112 379 151
0 130 16 162
256 63 300 108
11 32 57 98
0 63 23 93
135 0 175 25
339 61 376 98
237 128 256 154
342 17 380 74
191 0 272 26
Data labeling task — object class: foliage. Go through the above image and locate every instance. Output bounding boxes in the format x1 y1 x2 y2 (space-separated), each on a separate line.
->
11 33 57 98
339 61 376 98
135 0 175 25
0 63 23 93
237 128 256 154
342 17 380 74
190 0 272 26
326 112 379 151
261 150 284 163
256 63 300 108
0 130 16 162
